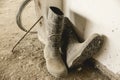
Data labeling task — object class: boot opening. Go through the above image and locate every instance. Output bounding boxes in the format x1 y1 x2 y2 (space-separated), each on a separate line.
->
50 6 63 15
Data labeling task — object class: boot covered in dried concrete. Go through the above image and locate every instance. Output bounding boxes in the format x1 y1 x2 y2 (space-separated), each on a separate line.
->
34 0 63 44
62 17 104 69
44 7 68 77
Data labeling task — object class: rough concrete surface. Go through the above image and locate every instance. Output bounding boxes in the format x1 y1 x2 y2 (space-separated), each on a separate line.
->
0 0 110 80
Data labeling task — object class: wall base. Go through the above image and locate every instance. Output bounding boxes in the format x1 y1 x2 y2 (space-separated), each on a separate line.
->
90 58 120 80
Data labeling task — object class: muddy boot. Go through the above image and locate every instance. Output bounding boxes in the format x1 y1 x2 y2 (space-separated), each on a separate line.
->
62 17 104 69
34 0 63 44
44 7 68 77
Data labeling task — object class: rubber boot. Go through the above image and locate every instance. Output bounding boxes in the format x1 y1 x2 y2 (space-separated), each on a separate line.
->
34 0 63 44
62 17 104 69
44 7 68 77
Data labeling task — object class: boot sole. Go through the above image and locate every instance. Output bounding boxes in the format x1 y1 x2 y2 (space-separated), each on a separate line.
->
71 34 104 68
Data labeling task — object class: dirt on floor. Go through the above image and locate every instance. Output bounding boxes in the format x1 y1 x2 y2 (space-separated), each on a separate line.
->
0 0 110 80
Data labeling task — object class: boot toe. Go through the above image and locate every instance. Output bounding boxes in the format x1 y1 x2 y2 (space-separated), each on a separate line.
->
46 59 68 78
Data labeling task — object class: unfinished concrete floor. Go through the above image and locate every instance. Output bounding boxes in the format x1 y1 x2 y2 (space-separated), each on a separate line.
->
0 0 110 80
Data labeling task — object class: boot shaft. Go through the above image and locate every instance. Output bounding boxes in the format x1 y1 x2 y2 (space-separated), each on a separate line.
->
47 7 64 35
46 7 64 46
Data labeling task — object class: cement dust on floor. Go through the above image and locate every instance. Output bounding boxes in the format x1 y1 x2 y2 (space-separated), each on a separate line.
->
0 0 110 80
0 34 110 80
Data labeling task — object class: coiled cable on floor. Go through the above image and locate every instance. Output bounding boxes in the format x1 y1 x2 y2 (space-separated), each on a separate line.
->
16 0 37 33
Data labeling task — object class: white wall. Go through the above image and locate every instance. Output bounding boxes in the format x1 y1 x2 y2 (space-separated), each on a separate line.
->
64 0 120 74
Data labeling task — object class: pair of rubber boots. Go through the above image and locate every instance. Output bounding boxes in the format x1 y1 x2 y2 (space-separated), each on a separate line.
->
38 7 104 77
